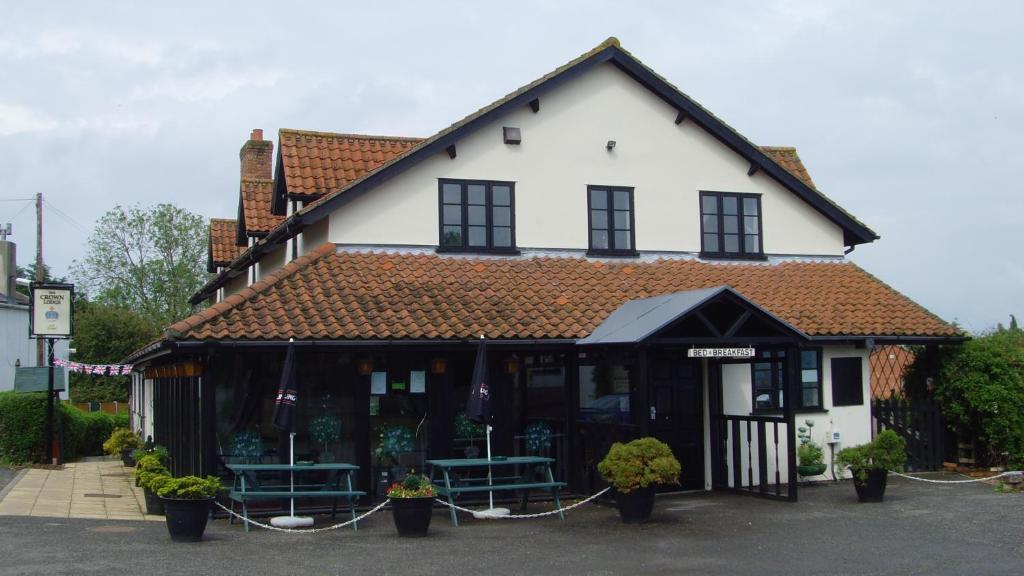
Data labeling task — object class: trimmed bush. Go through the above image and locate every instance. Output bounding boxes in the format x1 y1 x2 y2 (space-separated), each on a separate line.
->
0 392 128 464
598 437 681 493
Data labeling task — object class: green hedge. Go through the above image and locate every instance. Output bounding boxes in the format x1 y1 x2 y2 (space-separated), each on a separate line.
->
0 391 130 464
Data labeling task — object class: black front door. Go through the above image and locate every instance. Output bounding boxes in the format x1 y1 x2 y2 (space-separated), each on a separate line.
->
650 355 704 490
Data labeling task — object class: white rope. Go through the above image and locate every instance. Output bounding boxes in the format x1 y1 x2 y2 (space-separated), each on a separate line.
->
889 470 1022 484
213 499 390 533
435 486 611 519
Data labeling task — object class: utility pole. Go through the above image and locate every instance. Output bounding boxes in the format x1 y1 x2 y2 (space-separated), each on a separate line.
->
35 193 44 367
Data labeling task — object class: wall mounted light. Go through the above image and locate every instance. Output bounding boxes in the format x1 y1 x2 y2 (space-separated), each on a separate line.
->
504 355 519 374
503 126 522 145
356 358 374 376
431 357 447 375
606 140 616 150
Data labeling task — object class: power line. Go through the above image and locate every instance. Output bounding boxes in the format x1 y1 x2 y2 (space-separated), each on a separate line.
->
0 198 37 202
1 199 33 224
42 199 90 234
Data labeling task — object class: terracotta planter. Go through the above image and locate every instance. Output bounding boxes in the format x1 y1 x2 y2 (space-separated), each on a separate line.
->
613 485 656 523
851 468 889 502
161 497 212 542
391 496 434 536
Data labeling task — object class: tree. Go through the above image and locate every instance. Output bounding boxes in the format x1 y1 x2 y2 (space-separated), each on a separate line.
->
14 262 66 297
933 327 1024 468
68 299 159 403
71 204 209 329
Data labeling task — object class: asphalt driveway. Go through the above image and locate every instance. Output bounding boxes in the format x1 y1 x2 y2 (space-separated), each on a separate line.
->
0 473 1020 576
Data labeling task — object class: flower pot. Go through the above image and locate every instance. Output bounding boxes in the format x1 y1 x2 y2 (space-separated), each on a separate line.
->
798 463 828 477
613 485 657 523
851 468 889 502
121 449 136 467
463 445 480 459
391 496 434 536
161 497 212 542
143 488 165 516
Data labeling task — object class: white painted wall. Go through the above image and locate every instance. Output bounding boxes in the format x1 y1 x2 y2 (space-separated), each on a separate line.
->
258 244 287 281
328 62 846 256
1 303 69 398
710 345 872 487
302 217 329 255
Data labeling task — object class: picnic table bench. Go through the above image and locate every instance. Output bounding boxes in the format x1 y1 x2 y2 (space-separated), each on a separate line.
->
426 456 566 526
225 463 365 532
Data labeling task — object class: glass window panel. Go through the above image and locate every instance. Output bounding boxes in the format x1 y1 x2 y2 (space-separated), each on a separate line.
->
442 226 463 246
743 197 758 215
753 368 772 387
801 350 818 370
492 186 511 206
591 230 609 250
744 216 759 234
723 215 738 234
442 205 461 225
755 391 774 409
724 234 739 253
468 226 486 246
614 231 631 250
702 214 718 233
492 206 510 226
590 189 607 209
468 185 486 205
722 196 738 215
801 369 819 383
802 388 819 408
703 233 719 252
613 210 631 230
613 190 631 210
493 226 511 247
744 235 759 254
468 205 486 226
702 195 718 214
591 209 608 229
442 183 462 204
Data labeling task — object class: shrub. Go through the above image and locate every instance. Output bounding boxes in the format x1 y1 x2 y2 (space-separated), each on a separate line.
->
836 429 907 481
798 441 825 466
103 428 141 456
387 474 437 498
155 476 221 500
145 473 172 494
133 444 169 465
61 406 122 461
0 393 125 463
597 437 681 493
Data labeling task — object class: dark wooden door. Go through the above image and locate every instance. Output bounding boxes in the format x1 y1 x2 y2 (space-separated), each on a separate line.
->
650 356 704 490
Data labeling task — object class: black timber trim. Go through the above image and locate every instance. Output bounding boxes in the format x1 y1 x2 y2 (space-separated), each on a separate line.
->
270 149 288 216
190 43 877 304
446 144 457 159
675 110 687 124
529 98 540 113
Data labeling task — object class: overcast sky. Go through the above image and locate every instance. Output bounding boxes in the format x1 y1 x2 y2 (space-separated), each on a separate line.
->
1 1 1020 334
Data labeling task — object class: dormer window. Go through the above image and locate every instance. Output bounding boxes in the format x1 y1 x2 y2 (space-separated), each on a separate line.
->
700 191 763 259
438 179 516 253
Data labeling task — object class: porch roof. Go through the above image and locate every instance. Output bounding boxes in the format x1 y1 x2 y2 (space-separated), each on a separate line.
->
162 243 962 345
577 286 807 345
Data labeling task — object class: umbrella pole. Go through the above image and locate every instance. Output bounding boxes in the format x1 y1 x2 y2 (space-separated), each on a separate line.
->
486 424 494 510
289 432 296 518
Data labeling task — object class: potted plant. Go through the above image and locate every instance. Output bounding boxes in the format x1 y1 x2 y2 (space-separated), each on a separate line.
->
103 428 143 467
134 456 170 515
797 441 827 478
309 414 342 462
156 475 222 542
375 423 415 479
597 437 681 523
835 429 907 502
132 445 169 485
454 412 484 458
387 473 437 537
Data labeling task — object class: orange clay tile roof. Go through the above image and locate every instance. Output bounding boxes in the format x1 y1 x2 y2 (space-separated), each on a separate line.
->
278 129 424 196
760 147 816 189
241 178 284 235
209 218 242 268
168 243 960 341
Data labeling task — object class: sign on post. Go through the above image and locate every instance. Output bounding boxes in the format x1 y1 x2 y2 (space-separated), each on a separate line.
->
30 283 74 339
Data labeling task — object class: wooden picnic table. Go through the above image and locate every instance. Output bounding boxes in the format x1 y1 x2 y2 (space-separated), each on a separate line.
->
224 463 365 532
426 456 566 526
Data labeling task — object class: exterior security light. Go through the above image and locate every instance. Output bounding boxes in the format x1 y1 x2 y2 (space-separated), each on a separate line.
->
606 140 616 150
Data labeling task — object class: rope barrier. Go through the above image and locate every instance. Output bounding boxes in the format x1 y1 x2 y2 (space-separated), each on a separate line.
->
435 486 611 519
213 499 391 533
889 470 1022 484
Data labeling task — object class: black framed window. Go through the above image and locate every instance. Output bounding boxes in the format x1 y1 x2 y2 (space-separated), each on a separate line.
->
700 192 762 259
752 348 823 412
438 179 515 253
830 357 864 406
588 186 635 255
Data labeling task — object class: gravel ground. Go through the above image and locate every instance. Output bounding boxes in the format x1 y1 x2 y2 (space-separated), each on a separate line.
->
0 473 1020 576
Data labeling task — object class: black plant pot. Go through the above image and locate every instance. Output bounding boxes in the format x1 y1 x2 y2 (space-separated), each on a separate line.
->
161 498 212 542
143 488 165 516
852 468 889 502
391 497 434 536
121 449 136 467
614 485 656 523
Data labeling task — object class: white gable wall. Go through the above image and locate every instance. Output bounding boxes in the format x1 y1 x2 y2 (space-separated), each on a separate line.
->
327 62 845 256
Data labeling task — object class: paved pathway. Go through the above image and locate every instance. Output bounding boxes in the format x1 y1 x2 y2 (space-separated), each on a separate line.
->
0 459 158 521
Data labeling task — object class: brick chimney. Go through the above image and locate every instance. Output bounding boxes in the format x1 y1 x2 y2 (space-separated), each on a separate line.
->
240 128 273 180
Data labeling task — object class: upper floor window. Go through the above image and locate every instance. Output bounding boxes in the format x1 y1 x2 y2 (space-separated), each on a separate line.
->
588 186 635 255
438 179 516 253
700 192 762 259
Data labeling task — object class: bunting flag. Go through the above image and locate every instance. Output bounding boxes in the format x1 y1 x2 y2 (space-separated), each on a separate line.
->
51 358 133 376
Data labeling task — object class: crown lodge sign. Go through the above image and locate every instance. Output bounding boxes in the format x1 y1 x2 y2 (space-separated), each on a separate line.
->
30 283 74 339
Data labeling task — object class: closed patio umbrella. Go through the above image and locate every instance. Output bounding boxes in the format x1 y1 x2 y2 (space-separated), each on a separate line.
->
270 339 314 528
466 336 510 518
